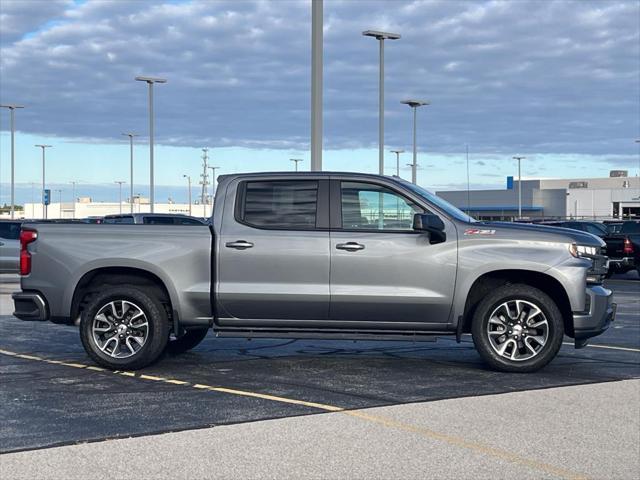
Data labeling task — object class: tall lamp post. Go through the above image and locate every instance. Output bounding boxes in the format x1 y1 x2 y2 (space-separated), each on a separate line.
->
290 158 303 171
362 30 401 175
35 144 52 219
513 156 526 220
401 99 429 184
1 104 24 219
183 175 192 216
122 132 138 213
114 181 126 214
389 149 404 177
135 76 166 213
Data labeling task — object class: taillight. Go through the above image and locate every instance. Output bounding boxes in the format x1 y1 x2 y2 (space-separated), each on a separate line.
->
623 237 634 255
20 229 38 276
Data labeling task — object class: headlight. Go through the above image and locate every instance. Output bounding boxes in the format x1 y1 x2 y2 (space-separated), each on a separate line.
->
568 243 597 258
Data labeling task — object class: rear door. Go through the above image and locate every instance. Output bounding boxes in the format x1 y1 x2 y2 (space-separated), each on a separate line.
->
216 178 330 323
329 180 457 328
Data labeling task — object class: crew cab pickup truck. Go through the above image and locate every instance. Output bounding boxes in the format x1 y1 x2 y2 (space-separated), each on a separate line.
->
13 172 614 372
603 220 640 276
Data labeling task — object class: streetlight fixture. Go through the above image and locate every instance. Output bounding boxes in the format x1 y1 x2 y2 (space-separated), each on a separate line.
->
135 76 167 213
35 144 52 219
362 30 401 175
513 156 526 220
114 181 126 214
389 149 404 177
401 99 429 184
183 175 192 216
1 104 24 219
207 166 220 206
290 158 303 172
122 132 139 213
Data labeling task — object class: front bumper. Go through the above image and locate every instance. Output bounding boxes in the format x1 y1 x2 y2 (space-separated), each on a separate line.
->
12 292 49 321
572 285 615 348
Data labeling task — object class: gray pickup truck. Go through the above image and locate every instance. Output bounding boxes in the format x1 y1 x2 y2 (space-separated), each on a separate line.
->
13 172 614 372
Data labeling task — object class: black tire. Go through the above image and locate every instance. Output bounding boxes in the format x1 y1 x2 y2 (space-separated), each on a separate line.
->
79 285 170 370
167 328 209 355
471 284 564 373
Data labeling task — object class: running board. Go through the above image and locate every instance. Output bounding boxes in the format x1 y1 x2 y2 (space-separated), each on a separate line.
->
213 328 453 342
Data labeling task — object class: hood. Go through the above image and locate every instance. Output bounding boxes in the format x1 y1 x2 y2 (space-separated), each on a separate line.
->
478 221 605 248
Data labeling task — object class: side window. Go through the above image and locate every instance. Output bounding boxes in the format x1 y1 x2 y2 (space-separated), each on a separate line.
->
175 217 204 225
143 216 175 225
0 222 21 240
104 216 134 224
240 180 318 229
340 182 422 231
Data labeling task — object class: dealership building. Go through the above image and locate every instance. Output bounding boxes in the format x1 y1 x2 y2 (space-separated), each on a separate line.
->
436 171 640 221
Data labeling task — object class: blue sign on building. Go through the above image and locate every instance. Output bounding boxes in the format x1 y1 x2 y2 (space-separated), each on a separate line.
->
43 189 51 206
506 176 514 190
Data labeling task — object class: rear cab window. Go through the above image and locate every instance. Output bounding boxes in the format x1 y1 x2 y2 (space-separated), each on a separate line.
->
0 222 21 240
238 180 319 230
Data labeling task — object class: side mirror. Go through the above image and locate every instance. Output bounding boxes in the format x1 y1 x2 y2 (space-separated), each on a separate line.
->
413 213 446 243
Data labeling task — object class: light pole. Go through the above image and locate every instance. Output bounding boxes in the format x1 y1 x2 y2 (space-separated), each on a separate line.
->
135 76 166 213
311 0 323 171
1 104 24 219
207 166 219 207
290 158 303 171
389 150 404 177
401 99 429 184
183 175 192 216
466 144 471 216
69 181 77 219
122 132 138 213
362 30 401 175
114 181 126 214
35 144 52 219
513 156 526 220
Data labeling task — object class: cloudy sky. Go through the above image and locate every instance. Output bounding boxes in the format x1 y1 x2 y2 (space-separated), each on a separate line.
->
0 0 639 203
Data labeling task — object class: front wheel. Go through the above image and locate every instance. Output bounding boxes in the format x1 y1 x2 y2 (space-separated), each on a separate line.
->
471 284 564 373
79 285 170 370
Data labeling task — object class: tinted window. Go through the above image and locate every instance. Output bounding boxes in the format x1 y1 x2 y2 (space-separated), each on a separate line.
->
143 216 176 225
0 222 21 240
241 181 318 229
621 221 640 234
584 223 607 236
341 182 422 231
103 216 134 224
175 217 205 225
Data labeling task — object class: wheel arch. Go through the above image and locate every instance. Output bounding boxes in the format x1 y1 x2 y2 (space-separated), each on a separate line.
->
70 266 175 327
459 269 573 337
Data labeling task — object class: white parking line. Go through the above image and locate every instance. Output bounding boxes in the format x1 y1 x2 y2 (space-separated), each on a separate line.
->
562 342 640 353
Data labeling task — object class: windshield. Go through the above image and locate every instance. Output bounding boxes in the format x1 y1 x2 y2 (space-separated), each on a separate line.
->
399 180 475 223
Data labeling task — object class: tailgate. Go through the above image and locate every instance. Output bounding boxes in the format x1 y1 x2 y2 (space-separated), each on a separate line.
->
604 236 625 257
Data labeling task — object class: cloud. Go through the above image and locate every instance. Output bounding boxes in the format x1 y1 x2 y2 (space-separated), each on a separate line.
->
0 0 638 156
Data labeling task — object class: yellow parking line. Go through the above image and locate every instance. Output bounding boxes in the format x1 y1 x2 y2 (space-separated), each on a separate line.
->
0 348 588 480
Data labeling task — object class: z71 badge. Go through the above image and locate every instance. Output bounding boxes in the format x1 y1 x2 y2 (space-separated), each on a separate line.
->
464 228 496 235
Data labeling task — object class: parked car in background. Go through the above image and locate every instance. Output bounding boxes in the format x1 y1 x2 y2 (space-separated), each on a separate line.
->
603 220 640 276
102 213 206 225
540 220 608 238
603 221 624 235
0 220 21 274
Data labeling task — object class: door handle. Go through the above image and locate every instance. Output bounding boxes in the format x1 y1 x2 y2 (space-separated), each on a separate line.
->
225 240 254 250
336 242 365 251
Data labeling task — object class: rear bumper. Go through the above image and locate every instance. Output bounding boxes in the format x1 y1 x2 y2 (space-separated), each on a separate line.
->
609 257 635 270
572 285 615 347
12 292 49 321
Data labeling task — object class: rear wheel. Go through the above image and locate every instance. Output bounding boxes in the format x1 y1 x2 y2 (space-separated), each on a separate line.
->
471 284 564 373
79 285 170 370
167 328 209 354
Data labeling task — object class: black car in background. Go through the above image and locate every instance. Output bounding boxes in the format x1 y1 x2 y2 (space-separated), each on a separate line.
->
540 221 608 238
603 221 640 276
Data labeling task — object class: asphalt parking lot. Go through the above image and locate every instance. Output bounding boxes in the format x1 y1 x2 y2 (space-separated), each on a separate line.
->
0 273 638 479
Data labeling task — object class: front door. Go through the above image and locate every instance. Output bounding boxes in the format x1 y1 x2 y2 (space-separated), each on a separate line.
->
217 178 330 323
329 180 457 328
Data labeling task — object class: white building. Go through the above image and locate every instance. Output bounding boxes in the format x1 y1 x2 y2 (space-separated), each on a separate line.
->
437 171 640 221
